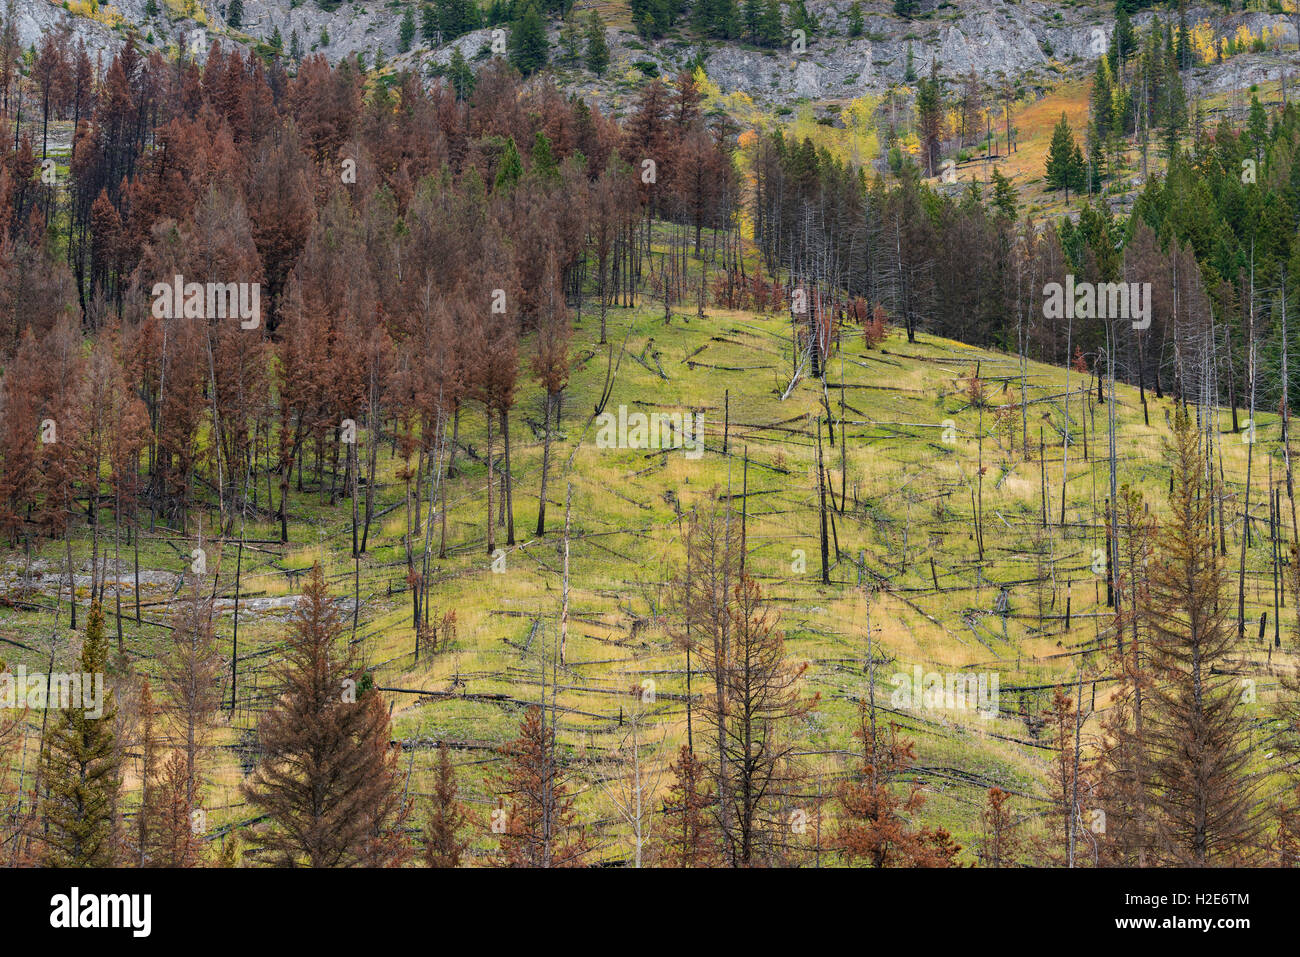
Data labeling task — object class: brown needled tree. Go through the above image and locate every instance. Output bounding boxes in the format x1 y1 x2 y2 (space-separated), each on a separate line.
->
977 787 1023 868
1144 403 1260 865
495 705 589 868
835 704 961 868
243 563 406 866
423 743 471 868
657 744 719 867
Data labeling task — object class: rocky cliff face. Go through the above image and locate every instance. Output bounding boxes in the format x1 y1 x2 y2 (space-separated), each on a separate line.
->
12 0 1299 110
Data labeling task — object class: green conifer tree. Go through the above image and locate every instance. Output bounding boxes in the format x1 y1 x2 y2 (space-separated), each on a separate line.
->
531 131 560 182
39 601 120 867
448 46 475 99
847 1 863 38
495 136 523 191
1046 112 1080 201
400 6 416 52
990 165 1018 220
584 12 609 75
508 3 549 75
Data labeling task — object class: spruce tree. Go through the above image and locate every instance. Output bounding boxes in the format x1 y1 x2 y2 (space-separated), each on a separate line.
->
496 706 590 867
559 12 580 64
584 12 609 76
1094 484 1157 866
531 131 560 182
788 0 815 35
1247 93 1269 165
242 565 405 867
39 601 120 867
448 46 475 99
836 701 962 867
508 2 548 75
742 0 762 43
693 0 737 39
226 0 243 28
423 744 470 867
990 165 1017 220
915 66 945 177
1083 122 1105 194
1092 59 1113 139
135 678 159 867
495 136 523 191
1045 112 1079 201
759 0 784 48
847 1 863 38
658 745 719 866
1144 405 1260 864
1110 4 1136 79
399 6 416 52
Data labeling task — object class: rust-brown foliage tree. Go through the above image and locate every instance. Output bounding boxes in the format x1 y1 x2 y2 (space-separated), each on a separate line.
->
532 245 570 537
424 743 471 868
1037 685 1093 865
1143 403 1260 865
243 564 405 866
657 744 719 867
494 705 589 867
713 573 814 866
1094 483 1157 866
835 703 962 868
977 786 1023 867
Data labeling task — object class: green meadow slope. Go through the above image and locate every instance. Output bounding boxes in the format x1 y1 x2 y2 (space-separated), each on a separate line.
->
2 277 1294 862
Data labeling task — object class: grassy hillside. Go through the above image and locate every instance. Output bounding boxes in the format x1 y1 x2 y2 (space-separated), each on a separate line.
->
2 234 1295 862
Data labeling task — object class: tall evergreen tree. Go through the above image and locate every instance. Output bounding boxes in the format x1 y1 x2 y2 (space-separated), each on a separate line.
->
559 11 581 64
1144 405 1260 864
1109 4 1136 80
742 0 762 43
39 601 119 867
242 565 405 867
584 11 609 75
1091 58 1113 139
508 2 549 75
399 6 416 52
1247 93 1269 165
1046 112 1082 201
916 65 945 177
847 1 863 38
758 0 784 47
495 136 523 191
447 46 475 99
423 744 470 867
530 131 560 182
496 706 590 866
990 165 1017 220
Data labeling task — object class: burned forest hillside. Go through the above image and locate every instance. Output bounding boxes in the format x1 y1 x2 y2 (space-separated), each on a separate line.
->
2 1 1300 875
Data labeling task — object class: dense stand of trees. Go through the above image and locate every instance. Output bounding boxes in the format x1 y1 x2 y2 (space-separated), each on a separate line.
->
756 92 1300 425
0 38 744 866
